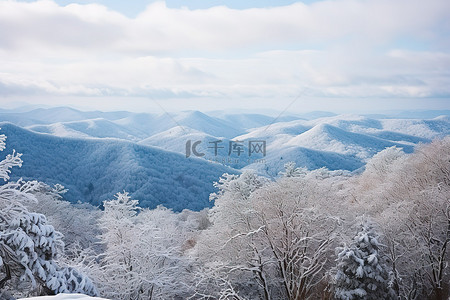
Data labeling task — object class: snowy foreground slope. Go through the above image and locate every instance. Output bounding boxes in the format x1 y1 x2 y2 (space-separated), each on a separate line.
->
0 123 236 211
19 294 109 300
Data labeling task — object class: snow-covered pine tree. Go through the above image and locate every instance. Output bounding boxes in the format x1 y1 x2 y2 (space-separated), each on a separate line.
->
334 222 394 300
0 129 97 297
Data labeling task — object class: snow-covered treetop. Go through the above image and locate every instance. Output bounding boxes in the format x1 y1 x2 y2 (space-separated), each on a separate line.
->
279 161 308 178
102 191 140 219
210 171 267 202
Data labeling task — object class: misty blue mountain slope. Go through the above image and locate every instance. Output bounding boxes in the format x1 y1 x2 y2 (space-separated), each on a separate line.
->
174 111 242 138
28 118 147 141
287 123 415 157
243 123 414 176
10 107 247 140
1 107 449 183
380 110 450 119
138 127 251 169
0 107 132 127
110 110 243 138
244 146 365 177
207 112 300 130
138 126 218 150
236 114 448 173
0 123 237 211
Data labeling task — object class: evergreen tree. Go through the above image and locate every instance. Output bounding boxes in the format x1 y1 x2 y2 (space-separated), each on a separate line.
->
335 222 394 300
0 129 97 297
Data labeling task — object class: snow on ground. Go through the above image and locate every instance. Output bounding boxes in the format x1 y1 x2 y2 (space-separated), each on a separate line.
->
19 294 109 300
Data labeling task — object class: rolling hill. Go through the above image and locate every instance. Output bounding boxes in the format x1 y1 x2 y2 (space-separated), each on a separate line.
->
287 123 414 159
28 118 146 141
0 107 131 127
113 110 243 138
0 123 237 211
1 107 449 182
237 114 448 174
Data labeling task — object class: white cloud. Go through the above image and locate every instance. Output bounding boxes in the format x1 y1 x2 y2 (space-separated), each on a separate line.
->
0 0 449 108
2 0 448 55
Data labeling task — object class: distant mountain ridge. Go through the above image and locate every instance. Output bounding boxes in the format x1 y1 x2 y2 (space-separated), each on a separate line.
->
236 114 449 174
1 107 449 196
28 118 148 142
0 107 132 126
0 122 237 211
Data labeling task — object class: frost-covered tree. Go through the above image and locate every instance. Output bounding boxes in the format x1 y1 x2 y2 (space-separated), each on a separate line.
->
1 210 98 296
252 179 340 300
195 171 343 299
92 192 190 299
279 162 307 178
25 183 101 255
206 171 265 240
0 129 97 297
387 139 450 300
353 139 450 299
210 171 268 202
364 146 405 180
334 222 394 300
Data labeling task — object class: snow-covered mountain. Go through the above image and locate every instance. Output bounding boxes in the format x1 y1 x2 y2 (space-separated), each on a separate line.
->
237 114 449 174
208 112 300 130
0 123 237 211
28 118 146 141
5 108 244 140
1 107 449 185
0 107 131 127
141 113 447 176
139 126 250 169
287 123 412 158
244 146 365 177
139 126 218 152
113 110 242 138
174 111 241 138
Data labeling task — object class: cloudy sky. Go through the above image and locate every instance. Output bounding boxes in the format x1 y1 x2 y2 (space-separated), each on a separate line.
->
0 0 449 113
